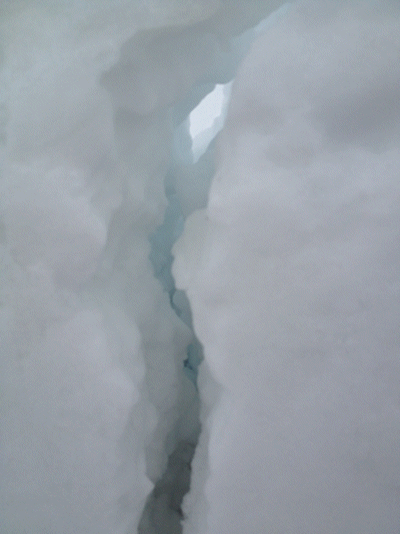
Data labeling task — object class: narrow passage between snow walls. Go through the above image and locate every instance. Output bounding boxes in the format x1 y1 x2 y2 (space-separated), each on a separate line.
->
1 2 287 533
1 2 400 534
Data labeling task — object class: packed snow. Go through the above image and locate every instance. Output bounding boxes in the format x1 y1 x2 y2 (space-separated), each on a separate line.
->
1 1 399 534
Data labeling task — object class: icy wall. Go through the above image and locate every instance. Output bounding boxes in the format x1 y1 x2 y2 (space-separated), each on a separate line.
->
173 2 400 533
1 1 400 534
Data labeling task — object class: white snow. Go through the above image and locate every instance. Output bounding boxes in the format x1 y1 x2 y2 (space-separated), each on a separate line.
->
173 2 400 533
1 1 400 534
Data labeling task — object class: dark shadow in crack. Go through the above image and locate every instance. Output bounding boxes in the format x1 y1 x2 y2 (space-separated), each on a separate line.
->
137 438 199 534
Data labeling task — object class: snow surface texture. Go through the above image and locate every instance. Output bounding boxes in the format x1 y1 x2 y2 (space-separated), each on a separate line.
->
0 1 284 533
1 1 400 534
173 2 400 533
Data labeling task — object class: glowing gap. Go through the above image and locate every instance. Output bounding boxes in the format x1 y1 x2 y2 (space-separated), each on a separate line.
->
189 82 232 162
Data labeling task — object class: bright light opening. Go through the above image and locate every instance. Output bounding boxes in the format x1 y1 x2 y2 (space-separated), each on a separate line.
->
189 82 232 162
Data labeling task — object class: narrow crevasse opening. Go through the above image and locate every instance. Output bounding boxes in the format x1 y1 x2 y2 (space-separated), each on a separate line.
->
97 19 247 529
137 85 229 533
135 8 292 530
3 3 400 534
0 4 292 534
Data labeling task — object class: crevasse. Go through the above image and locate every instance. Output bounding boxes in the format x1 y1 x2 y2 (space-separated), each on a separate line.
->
0 2 283 533
2 2 400 534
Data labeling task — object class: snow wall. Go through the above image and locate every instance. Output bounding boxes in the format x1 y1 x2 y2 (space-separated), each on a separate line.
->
1 1 400 533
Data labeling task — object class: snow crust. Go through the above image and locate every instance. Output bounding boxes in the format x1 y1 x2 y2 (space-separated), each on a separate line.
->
1 1 400 533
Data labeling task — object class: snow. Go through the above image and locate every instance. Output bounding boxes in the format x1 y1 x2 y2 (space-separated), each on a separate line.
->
1 1 400 533
173 2 400 533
